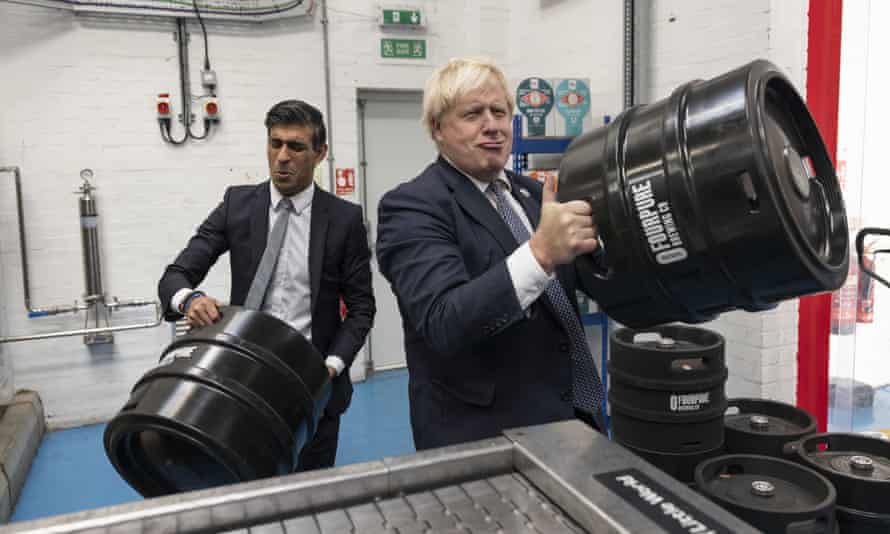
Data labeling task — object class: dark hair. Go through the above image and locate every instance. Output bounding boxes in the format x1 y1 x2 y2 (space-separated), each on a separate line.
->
264 99 327 151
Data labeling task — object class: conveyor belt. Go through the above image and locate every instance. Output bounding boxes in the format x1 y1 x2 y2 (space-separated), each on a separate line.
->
224 473 584 533
1 421 759 533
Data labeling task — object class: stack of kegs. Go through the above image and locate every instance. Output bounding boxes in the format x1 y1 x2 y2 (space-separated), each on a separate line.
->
784 433 890 533
610 325 890 532
609 324 728 483
699 398 837 532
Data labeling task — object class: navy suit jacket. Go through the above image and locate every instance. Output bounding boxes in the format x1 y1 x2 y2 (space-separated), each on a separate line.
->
158 182 375 416
376 157 589 450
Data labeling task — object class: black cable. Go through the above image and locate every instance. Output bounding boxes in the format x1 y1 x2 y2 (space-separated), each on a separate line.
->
159 120 188 145
16 0 306 17
192 0 210 70
188 119 212 140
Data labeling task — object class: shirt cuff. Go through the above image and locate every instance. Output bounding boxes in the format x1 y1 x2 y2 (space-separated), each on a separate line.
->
171 288 195 313
506 242 554 311
325 356 346 376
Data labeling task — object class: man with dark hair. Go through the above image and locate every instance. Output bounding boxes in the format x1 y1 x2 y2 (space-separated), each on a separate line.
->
158 99 375 471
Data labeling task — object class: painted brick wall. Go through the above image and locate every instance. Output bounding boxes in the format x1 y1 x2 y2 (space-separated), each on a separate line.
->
641 0 809 404
0 0 809 427
0 3 329 428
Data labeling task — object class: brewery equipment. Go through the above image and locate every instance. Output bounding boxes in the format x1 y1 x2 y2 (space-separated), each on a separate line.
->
0 166 161 345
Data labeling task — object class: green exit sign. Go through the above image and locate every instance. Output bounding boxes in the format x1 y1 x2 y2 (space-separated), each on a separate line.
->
381 8 423 27
381 38 426 59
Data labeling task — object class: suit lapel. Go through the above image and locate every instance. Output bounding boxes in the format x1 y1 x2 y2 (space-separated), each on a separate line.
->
508 173 542 229
309 187 329 314
249 182 272 279
438 158 517 254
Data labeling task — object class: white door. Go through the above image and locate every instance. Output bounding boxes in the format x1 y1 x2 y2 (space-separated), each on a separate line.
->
360 91 436 371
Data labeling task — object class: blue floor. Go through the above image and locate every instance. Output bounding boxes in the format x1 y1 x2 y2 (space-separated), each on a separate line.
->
828 383 890 434
12 369 888 524
11 368 413 523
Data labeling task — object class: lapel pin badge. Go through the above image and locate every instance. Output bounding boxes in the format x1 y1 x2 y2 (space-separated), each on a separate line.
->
519 188 530 198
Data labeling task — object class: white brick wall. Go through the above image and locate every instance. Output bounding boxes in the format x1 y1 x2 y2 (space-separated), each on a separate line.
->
641 0 809 404
0 0 810 427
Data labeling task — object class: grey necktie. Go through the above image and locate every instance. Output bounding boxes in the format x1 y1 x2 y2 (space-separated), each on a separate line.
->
245 197 292 309
488 181 606 424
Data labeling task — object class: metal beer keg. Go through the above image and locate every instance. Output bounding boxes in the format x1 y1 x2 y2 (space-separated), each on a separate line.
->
696 454 838 534
785 433 890 533
725 398 818 458
560 59 848 328
104 307 331 497
610 325 727 482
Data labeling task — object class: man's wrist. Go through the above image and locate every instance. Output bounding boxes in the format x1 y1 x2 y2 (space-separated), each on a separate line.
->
325 356 345 377
528 237 555 274
181 290 206 313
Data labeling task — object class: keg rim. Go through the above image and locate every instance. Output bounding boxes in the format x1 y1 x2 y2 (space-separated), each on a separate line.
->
747 62 849 279
104 414 247 497
695 453 837 515
724 397 818 437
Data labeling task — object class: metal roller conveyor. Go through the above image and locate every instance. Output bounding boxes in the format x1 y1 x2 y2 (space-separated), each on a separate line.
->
3 421 758 533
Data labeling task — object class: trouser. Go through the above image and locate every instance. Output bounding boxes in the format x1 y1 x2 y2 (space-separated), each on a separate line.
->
295 411 341 472
575 407 605 434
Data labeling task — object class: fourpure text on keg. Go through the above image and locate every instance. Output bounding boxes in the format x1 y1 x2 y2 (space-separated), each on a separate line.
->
630 179 688 265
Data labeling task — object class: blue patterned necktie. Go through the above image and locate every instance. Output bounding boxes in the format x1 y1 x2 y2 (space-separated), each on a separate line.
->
244 197 292 309
488 181 606 422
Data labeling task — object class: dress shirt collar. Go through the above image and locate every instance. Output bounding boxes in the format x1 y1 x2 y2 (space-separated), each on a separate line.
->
441 154 511 196
270 181 314 215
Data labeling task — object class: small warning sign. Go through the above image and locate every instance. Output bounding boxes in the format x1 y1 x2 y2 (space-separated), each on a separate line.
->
335 168 355 196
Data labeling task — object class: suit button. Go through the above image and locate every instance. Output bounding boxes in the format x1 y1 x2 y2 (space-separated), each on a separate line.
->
559 342 570 352
561 390 572 402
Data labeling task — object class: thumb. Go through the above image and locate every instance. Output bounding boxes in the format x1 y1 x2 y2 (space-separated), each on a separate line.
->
541 174 557 204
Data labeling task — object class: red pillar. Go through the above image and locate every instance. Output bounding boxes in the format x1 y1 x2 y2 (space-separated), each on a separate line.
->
798 0 842 431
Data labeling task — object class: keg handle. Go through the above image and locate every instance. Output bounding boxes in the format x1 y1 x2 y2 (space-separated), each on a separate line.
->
857 227 890 289
587 199 614 280
785 517 836 534
782 439 801 458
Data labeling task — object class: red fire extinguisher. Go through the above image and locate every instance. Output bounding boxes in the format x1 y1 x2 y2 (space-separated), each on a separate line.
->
857 246 875 323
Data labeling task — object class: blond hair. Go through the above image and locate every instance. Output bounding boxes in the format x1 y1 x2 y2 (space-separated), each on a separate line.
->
421 57 514 138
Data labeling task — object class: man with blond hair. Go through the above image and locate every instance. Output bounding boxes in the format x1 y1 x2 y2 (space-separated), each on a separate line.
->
376 57 606 450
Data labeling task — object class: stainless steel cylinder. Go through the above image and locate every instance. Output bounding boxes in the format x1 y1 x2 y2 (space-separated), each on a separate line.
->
78 170 103 301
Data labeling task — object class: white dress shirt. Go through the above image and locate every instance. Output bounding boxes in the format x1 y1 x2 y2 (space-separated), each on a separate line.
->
444 157 553 311
173 181 345 376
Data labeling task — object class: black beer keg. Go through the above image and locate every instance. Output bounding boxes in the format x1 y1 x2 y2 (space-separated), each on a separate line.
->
695 454 838 534
785 433 890 533
623 442 724 485
610 325 727 482
610 325 727 450
560 59 848 328
104 307 331 497
725 398 818 458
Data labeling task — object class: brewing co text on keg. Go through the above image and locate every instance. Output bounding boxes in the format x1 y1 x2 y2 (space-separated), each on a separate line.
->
669 392 710 412
630 178 688 265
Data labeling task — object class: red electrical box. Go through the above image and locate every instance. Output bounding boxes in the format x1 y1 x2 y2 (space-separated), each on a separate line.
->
156 93 171 119
203 98 220 121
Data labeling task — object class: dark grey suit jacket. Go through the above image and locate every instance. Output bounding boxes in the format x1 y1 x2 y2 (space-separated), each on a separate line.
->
158 182 375 415
376 157 592 449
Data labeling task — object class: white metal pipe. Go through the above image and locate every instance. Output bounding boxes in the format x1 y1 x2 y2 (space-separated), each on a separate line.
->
0 302 163 344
